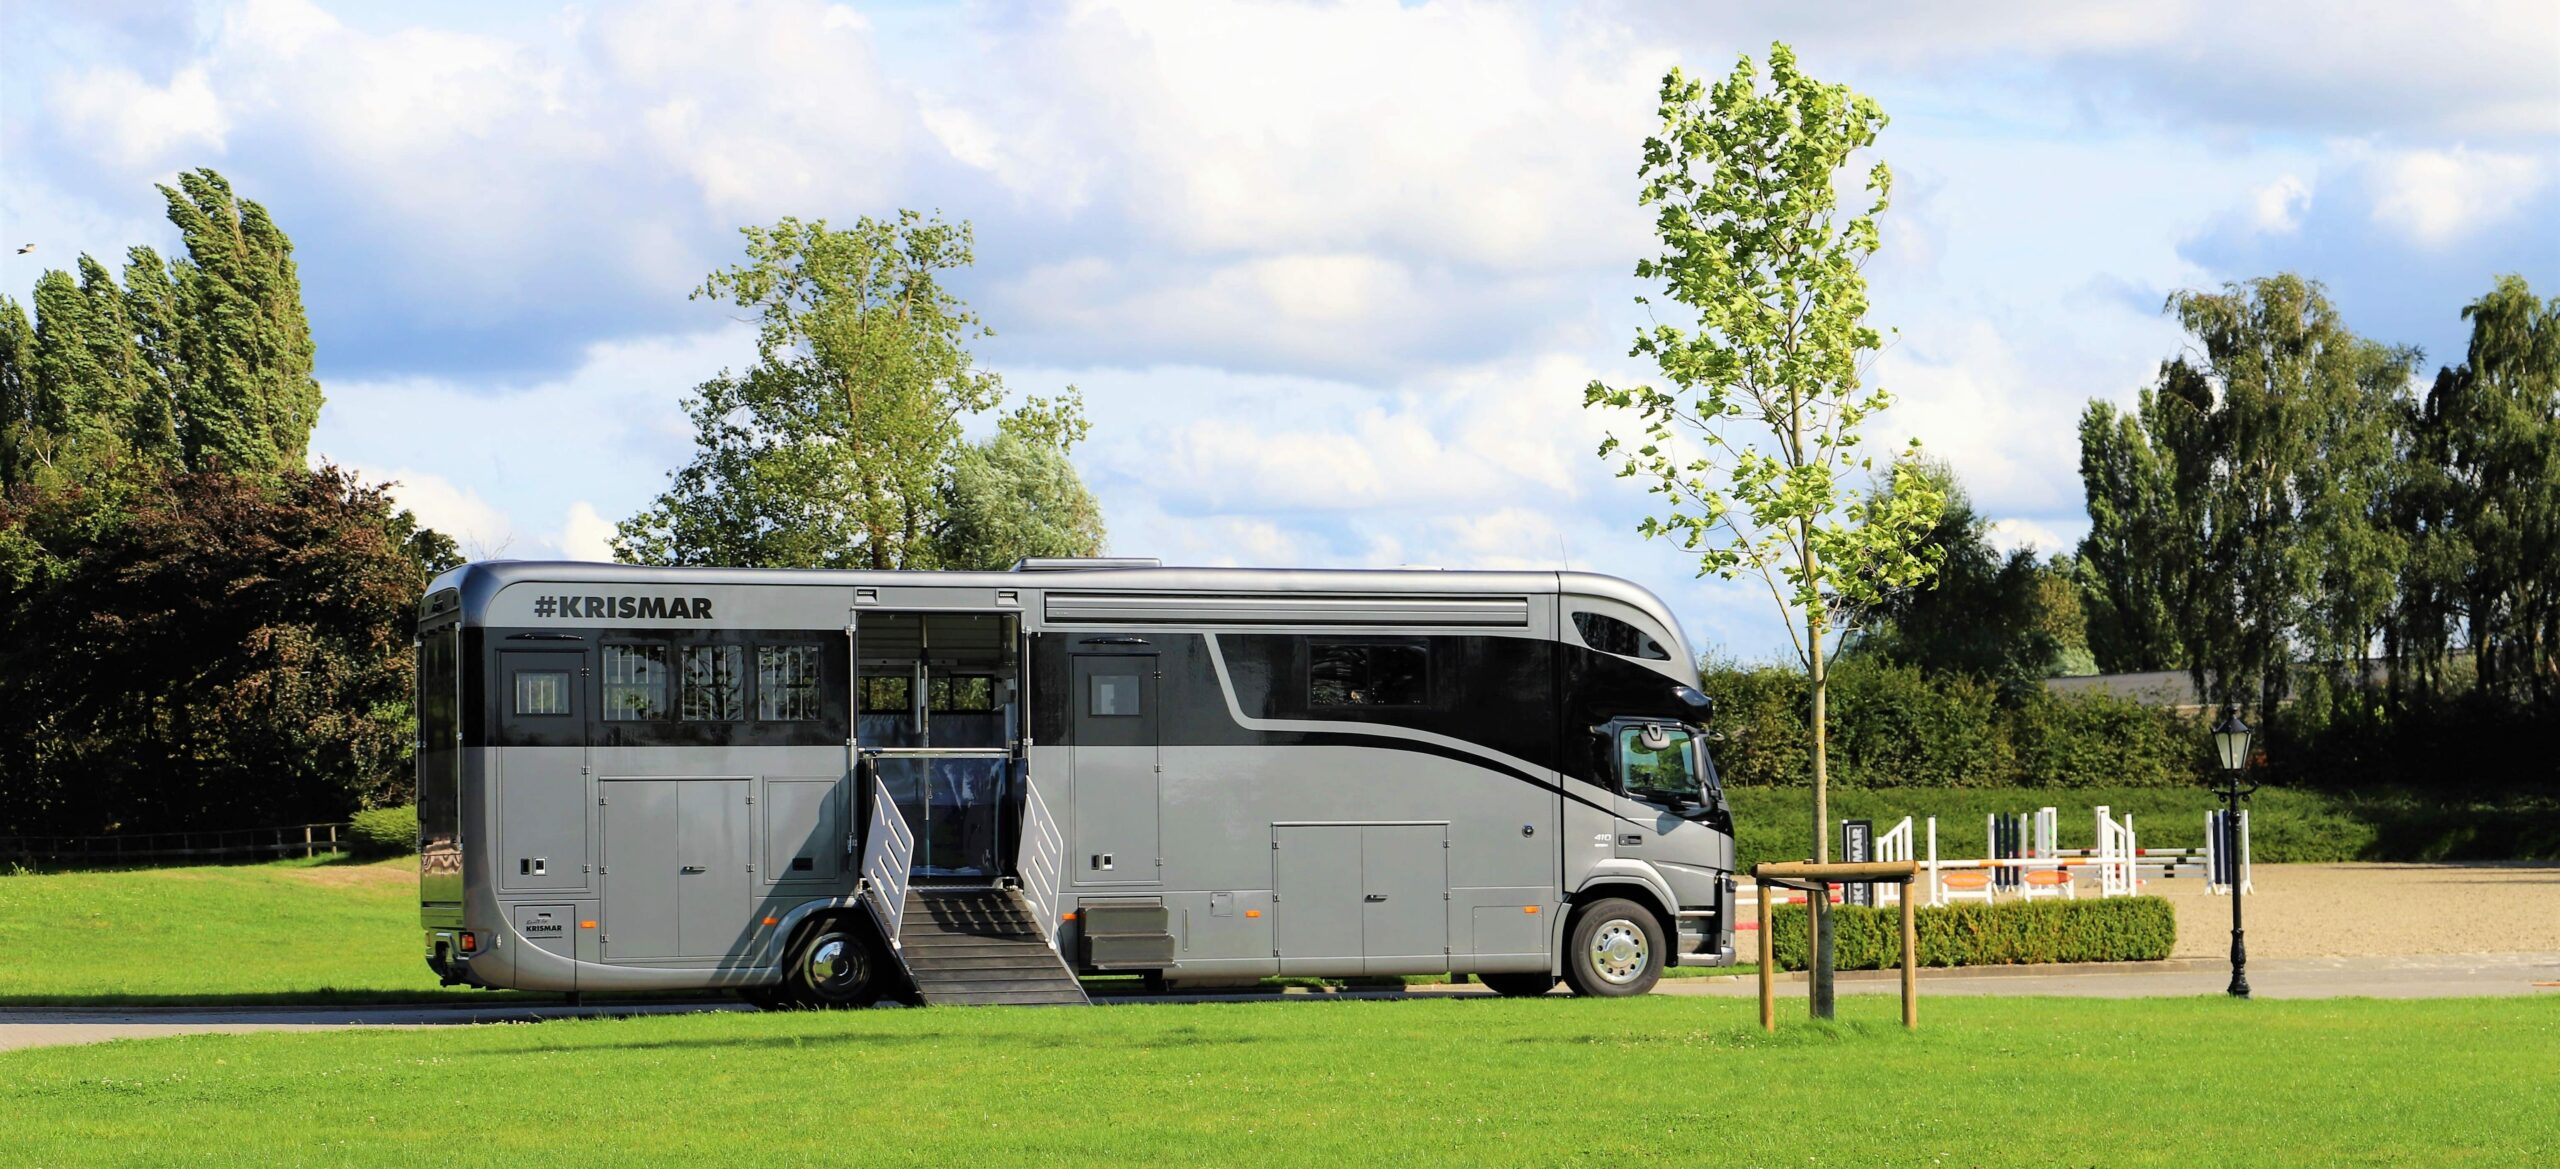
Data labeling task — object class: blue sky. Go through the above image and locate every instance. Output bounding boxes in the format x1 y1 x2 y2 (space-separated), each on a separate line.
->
5 0 2555 660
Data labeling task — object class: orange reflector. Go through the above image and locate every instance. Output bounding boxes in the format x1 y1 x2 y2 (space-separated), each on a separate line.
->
1245 909 1261 918
458 933 477 952
579 921 597 929
1061 911 1077 921
761 916 780 926
1524 905 1539 914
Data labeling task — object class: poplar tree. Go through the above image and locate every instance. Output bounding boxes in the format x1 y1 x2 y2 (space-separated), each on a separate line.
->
160 168 322 474
1585 45 1942 1012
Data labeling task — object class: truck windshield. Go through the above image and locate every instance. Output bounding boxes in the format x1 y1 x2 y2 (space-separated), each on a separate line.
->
1616 723 1704 804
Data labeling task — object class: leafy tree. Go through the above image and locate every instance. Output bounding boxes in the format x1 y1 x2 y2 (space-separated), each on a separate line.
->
939 425 1107 570
2073 399 2188 672
617 212 1101 570
2147 275 2416 713
160 169 323 474
2395 275 2559 702
1585 45 1943 1009
0 168 320 486
1856 460 2085 697
0 467 439 836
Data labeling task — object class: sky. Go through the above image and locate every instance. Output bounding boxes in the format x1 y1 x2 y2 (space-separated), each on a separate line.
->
4 0 2555 660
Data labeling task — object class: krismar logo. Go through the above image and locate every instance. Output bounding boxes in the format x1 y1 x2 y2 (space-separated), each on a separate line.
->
532 594 713 620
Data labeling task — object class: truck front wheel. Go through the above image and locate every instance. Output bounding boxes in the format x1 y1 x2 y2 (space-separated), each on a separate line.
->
1563 898 1664 997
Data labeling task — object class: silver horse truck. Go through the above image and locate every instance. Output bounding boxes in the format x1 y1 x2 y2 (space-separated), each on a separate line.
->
417 558 1736 1007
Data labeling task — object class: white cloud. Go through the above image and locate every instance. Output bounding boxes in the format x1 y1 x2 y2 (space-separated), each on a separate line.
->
557 501 619 562
1984 517 2071 558
45 63 229 169
2364 146 2548 247
345 464 519 560
2250 175 2310 234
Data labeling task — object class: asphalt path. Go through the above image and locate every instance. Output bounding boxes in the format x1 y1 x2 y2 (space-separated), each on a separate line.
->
5 952 2553 1052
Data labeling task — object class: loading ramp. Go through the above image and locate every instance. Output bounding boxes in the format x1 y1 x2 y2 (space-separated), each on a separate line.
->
889 888 1090 1006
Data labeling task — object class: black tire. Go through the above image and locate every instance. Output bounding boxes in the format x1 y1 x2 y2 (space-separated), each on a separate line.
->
786 918 886 1009
1562 897 1665 998
1478 972 1559 998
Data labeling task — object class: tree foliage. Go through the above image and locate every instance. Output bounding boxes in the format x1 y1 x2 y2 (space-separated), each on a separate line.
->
1585 44 1942 864
1854 459 2090 697
939 425 1108 570
0 467 444 836
2073 275 2415 711
616 212 1100 571
0 168 320 486
2393 275 2560 703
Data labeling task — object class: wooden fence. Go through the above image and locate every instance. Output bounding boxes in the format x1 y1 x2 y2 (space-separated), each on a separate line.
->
1 822 351 865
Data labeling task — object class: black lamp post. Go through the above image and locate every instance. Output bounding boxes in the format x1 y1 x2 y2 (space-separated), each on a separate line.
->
2211 705 2257 999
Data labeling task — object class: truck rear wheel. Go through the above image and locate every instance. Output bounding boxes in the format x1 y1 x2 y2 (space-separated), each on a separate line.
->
788 919 885 1009
1563 898 1664 997
1478 972 1559 997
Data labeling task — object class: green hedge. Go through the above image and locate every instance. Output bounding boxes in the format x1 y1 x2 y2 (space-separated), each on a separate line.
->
1759 896 2177 971
348 805 418 859
1702 658 2201 789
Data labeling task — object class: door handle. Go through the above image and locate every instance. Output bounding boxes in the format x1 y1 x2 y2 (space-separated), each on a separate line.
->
1364 893 1388 902
680 865 707 874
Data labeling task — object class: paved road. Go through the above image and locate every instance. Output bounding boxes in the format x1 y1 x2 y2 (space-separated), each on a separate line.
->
6 953 2552 1052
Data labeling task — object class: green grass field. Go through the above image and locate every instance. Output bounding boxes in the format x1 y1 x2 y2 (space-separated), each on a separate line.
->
0 855 531 1007
0 857 1763 1008
4 994 2553 1167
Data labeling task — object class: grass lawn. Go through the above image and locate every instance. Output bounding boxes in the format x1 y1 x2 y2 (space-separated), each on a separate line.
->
5 993 2553 1167
0 855 541 1007
0 857 1759 1008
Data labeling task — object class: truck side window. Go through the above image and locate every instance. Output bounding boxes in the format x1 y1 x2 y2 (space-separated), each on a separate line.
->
1616 724 1702 803
680 644 744 721
757 645 824 721
1309 641 1428 706
601 645 669 721
1574 611 1670 661
1089 673 1141 717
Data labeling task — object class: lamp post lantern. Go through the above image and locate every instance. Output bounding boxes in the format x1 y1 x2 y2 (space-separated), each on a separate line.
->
2211 705 2256 999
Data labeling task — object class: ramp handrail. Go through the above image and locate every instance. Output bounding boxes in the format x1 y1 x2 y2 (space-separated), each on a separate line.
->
1016 765 1067 945
860 763 916 948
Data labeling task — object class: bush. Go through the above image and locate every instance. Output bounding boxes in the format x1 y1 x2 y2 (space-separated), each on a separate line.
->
1760 896 2177 970
349 805 418 859
1702 660 2203 790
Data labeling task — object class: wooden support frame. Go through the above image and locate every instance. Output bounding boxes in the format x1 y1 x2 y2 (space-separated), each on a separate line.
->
1749 860 1923 1031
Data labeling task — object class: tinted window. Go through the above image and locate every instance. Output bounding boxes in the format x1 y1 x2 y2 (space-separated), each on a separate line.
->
930 675 997 711
515 671 571 716
1574 611 1670 661
681 644 744 721
1310 641 1428 706
1090 673 1142 717
758 645 824 721
860 675 911 713
601 645 669 721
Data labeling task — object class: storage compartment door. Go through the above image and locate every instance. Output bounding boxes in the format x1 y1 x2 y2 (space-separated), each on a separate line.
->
1360 824 1450 975
600 780 680 959
677 779 751 958
1069 654 1159 886
1272 824 1363 972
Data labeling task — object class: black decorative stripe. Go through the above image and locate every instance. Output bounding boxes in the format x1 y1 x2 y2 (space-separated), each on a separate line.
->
1286 730 1618 816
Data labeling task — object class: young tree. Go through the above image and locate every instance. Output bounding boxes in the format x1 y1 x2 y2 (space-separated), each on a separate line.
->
617 212 1101 570
1586 45 1942 1010
160 168 323 475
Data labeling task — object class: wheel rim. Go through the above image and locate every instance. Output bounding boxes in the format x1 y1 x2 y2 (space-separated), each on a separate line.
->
802 933 865 996
1588 918 1649 985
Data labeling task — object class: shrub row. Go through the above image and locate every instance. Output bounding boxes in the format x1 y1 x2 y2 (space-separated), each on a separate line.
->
348 805 418 859
1758 896 2178 971
1702 658 2203 788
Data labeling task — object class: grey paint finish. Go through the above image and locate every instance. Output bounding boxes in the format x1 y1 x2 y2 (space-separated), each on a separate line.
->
1070 654 1159 886
600 778 751 960
1360 824 1450 974
1272 826 1364 968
